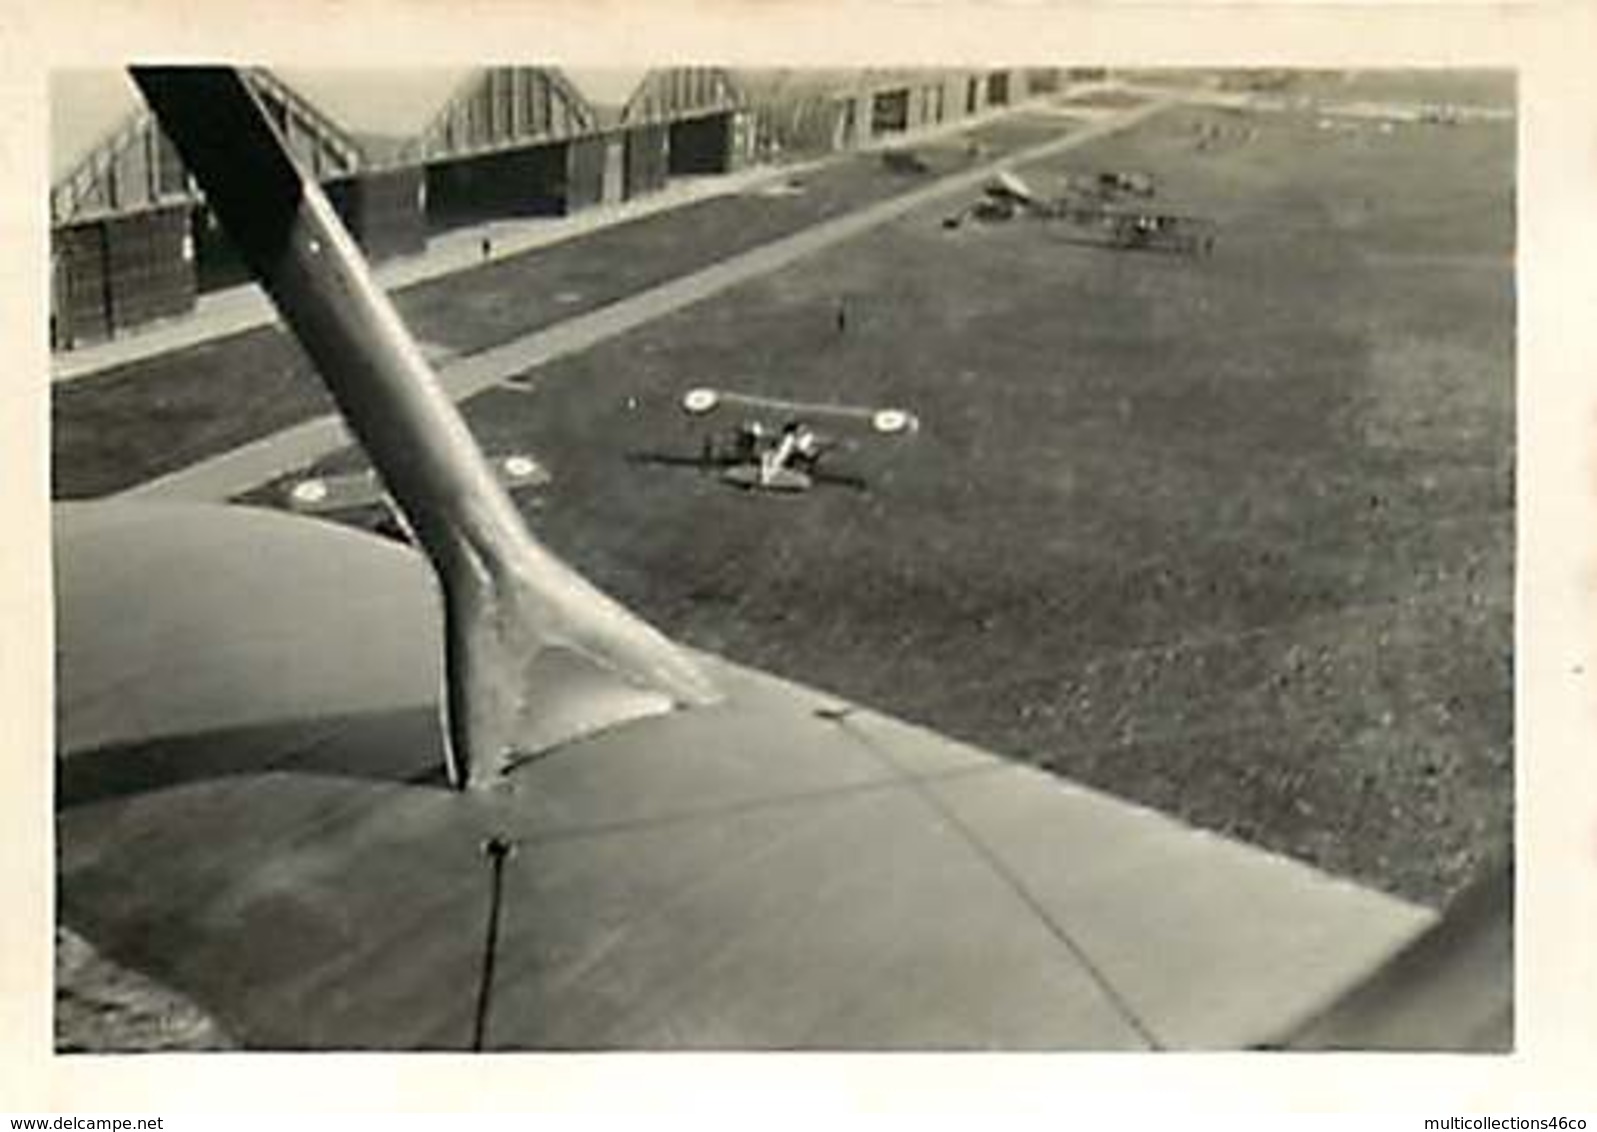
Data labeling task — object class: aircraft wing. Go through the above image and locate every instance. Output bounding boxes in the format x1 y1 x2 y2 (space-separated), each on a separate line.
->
681 387 919 437
56 499 1433 1050
283 455 550 516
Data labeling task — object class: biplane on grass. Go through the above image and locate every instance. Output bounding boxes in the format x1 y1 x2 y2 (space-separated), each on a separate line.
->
1055 204 1219 256
638 386 919 494
1059 168 1158 200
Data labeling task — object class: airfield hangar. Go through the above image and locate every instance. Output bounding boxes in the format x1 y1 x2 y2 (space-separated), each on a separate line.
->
50 66 752 350
735 68 1043 158
50 68 443 347
51 65 1061 350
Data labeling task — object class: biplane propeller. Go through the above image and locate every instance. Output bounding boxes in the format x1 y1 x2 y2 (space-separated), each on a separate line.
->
48 66 1506 1052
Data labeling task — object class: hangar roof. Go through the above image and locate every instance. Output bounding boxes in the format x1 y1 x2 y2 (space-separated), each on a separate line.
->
51 69 145 186
734 67 959 105
272 68 475 163
559 67 650 127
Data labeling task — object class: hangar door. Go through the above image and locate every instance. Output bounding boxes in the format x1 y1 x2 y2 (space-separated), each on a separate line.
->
624 125 670 199
871 89 910 134
424 144 570 232
668 113 735 175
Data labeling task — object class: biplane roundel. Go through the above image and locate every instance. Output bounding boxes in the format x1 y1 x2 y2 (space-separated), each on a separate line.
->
679 387 920 436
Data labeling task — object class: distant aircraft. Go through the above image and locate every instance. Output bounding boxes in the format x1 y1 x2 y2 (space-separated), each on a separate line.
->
675 387 918 493
1088 206 1217 255
944 169 1215 256
50 66 1506 1051
1059 168 1157 200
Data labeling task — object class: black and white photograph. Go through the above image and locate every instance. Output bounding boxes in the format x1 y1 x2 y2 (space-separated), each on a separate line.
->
40 60 1522 1055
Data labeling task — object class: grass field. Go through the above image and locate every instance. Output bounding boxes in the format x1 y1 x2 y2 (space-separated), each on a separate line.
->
280 99 1507 906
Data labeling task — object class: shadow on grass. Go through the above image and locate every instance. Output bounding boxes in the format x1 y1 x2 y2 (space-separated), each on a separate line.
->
625 450 870 492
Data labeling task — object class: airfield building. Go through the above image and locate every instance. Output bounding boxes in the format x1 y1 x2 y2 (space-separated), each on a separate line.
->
737 68 1047 158
51 66 1050 350
50 71 197 350
50 69 428 346
560 67 750 205
52 66 754 348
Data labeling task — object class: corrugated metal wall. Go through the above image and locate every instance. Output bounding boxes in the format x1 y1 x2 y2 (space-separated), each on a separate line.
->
1025 68 1063 94
51 204 195 349
52 119 192 225
757 96 846 156
325 167 428 260
565 136 607 211
51 224 111 349
744 68 1036 157
423 142 573 230
870 88 911 134
625 68 741 126
623 125 670 199
104 207 194 328
422 68 593 161
53 70 364 333
666 113 735 174
985 71 1013 107
250 69 362 181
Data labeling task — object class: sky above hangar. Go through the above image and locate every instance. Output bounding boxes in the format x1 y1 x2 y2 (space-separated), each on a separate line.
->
53 65 767 187
272 68 476 142
50 70 142 184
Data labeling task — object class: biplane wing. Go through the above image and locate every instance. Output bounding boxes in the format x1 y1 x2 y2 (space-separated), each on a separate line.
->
680 387 919 437
1050 205 1218 256
55 499 1438 1049
987 169 1039 204
283 454 550 516
50 66 1504 1052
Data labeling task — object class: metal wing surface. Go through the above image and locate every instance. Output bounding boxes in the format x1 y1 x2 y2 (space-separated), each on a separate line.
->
56 500 1429 1050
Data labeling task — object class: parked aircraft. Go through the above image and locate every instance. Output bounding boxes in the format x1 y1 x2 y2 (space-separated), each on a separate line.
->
943 170 1215 255
672 387 917 493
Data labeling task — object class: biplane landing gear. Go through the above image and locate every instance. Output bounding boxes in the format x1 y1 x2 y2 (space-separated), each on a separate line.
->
722 465 815 493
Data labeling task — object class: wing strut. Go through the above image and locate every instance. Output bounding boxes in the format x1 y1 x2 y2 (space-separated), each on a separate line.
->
131 67 718 790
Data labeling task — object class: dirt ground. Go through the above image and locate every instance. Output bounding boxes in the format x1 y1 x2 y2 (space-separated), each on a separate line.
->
55 926 235 1051
280 98 1511 907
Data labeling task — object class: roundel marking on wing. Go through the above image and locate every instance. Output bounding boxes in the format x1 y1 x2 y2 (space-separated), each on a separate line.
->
503 455 539 480
290 478 330 505
682 388 720 414
872 409 913 435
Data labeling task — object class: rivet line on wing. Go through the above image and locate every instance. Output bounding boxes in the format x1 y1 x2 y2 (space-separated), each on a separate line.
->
817 709 1166 1051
